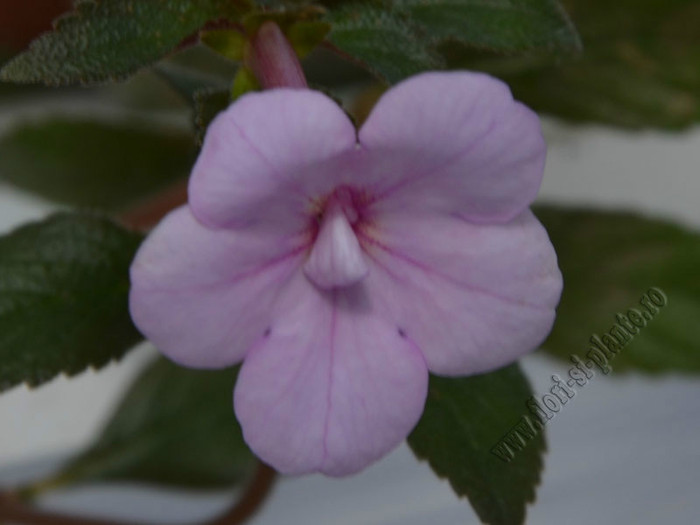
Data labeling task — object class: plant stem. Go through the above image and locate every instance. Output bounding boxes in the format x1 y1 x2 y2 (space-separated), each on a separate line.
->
0 462 277 525
118 179 189 231
208 463 277 525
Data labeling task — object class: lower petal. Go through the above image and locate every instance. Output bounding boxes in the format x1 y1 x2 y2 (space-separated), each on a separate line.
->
360 210 562 375
234 273 428 476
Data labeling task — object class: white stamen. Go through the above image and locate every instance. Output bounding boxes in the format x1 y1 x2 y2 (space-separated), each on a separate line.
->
303 200 369 289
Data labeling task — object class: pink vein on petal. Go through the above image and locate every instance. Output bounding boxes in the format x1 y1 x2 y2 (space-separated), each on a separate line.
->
321 289 338 468
228 118 309 200
137 244 309 295
359 230 550 312
362 91 494 205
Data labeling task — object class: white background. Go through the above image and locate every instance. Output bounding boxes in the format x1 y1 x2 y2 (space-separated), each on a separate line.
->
1 102 699 524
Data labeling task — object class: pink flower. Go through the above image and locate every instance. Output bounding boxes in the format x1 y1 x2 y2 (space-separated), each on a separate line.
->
129 72 562 476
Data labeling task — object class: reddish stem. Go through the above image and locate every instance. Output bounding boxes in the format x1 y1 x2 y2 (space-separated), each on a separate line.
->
118 179 189 231
0 463 277 525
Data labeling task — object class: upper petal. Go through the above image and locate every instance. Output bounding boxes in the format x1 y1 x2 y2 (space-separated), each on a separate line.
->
359 210 562 375
234 273 428 476
358 72 545 223
189 89 358 232
129 206 306 368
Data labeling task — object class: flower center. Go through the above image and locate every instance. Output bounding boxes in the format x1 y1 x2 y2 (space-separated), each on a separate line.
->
303 187 369 290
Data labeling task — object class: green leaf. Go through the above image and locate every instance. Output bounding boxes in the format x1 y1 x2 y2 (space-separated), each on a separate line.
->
0 213 143 393
326 4 439 84
201 29 248 62
507 62 700 129
455 0 700 128
194 87 232 143
152 61 230 102
536 205 700 373
286 20 332 58
408 365 545 525
0 117 195 211
325 0 579 83
0 0 249 86
36 358 256 491
399 0 581 54
231 66 260 99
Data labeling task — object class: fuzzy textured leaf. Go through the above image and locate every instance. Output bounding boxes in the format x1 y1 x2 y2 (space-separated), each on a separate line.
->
49 358 256 489
408 365 545 525
400 0 581 53
536 206 700 373
325 0 579 83
0 0 248 85
0 118 195 211
0 213 143 392
326 5 438 84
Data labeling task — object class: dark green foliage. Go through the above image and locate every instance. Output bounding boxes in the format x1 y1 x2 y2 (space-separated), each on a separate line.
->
0 0 249 85
326 0 580 83
0 213 143 392
0 118 195 210
536 205 700 373
452 0 700 128
194 87 232 143
400 0 581 53
408 364 546 525
50 358 256 489
326 5 439 84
